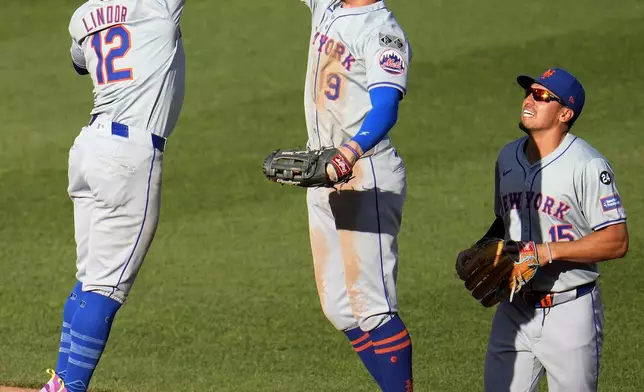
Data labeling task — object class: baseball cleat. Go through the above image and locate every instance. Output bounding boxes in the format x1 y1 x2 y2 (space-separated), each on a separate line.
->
39 369 67 392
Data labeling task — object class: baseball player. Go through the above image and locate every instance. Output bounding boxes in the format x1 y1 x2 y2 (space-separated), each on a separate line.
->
460 68 629 391
298 0 413 390
39 1 185 391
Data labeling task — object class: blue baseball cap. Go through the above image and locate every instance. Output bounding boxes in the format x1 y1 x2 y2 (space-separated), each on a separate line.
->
517 68 585 125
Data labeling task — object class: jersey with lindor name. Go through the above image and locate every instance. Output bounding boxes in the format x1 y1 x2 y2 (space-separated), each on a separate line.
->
69 0 185 137
300 0 411 153
494 133 627 292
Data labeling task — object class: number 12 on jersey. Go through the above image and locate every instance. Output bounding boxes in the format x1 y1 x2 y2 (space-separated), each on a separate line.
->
90 25 133 85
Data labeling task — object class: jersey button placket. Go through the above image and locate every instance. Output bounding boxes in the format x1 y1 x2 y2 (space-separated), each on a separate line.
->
521 206 529 234
523 177 531 235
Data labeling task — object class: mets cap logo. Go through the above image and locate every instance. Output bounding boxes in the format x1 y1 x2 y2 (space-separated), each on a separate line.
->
540 68 556 79
379 49 406 75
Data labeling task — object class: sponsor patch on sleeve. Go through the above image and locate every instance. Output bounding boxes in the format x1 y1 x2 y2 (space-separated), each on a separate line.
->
379 49 406 75
600 194 622 212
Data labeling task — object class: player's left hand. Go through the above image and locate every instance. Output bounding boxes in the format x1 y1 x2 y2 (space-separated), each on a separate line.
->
456 239 541 307
263 147 354 188
326 144 359 182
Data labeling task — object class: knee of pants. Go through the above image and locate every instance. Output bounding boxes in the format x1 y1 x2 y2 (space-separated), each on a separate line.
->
82 284 128 305
320 301 358 331
320 302 395 332
358 313 392 332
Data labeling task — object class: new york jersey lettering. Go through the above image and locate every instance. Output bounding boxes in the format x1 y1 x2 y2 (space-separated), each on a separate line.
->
312 32 355 72
499 191 572 221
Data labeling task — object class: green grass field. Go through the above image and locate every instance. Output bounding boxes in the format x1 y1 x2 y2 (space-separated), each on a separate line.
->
1 1 644 391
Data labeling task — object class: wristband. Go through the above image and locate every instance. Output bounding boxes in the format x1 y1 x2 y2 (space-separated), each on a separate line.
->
544 242 553 264
342 143 361 160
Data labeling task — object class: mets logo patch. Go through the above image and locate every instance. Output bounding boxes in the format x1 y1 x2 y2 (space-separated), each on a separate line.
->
379 49 406 75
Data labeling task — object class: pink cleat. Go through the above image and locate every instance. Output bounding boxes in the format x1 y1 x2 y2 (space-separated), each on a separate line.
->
39 369 67 392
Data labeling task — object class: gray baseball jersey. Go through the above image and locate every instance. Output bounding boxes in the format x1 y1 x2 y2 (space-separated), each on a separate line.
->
301 0 411 153
494 132 627 292
299 0 409 334
69 0 185 137
66 0 185 303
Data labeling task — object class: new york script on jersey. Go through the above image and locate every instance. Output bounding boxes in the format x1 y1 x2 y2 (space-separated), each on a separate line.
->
312 31 356 72
499 191 572 221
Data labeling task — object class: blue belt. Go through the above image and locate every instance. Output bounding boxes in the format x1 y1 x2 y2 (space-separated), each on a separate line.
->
89 115 166 152
521 281 596 308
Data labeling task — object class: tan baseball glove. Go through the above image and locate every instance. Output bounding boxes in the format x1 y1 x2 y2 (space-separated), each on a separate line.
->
456 239 540 307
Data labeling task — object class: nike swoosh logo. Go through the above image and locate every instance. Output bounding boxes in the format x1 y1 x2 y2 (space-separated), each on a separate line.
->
502 169 512 177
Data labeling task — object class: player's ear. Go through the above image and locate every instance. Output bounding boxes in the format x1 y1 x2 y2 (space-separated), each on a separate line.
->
559 107 574 124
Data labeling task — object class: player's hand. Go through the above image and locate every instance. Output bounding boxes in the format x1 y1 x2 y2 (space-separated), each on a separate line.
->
325 144 361 182
264 147 355 188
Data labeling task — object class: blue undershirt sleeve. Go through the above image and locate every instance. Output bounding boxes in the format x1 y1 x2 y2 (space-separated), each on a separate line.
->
350 87 402 153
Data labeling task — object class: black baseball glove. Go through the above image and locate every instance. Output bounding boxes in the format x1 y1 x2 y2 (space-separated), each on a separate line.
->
263 148 353 188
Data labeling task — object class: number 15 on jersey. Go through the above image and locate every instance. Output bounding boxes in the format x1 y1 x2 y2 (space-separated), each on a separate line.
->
90 25 133 85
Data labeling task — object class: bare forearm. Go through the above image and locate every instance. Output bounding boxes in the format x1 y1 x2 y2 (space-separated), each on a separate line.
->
539 223 629 265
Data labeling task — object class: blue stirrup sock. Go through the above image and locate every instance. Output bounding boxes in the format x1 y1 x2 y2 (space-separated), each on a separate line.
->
369 315 413 391
63 292 122 392
55 281 84 381
345 327 384 389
